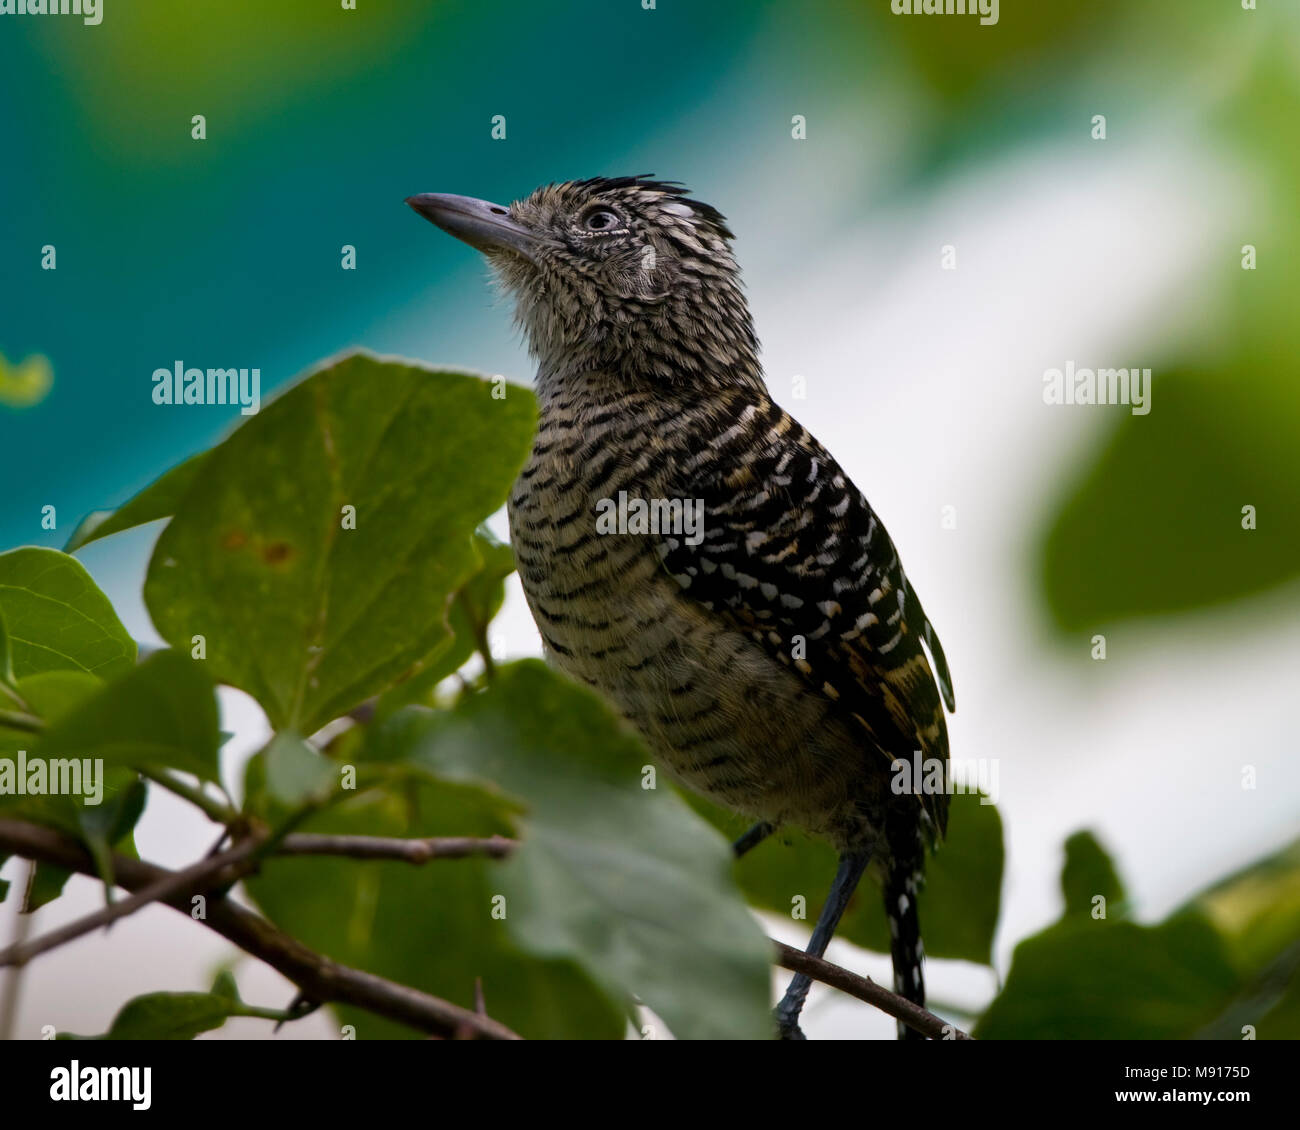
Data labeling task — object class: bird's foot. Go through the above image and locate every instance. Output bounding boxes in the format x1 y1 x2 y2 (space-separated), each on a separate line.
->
774 999 808 1040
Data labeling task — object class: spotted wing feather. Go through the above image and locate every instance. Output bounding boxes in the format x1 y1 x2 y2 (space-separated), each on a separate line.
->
658 392 955 835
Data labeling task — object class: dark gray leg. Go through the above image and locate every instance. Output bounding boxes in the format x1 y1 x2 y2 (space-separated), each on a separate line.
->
774 850 871 1039
732 821 775 858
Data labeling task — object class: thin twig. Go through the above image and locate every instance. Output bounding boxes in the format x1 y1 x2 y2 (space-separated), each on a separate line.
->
0 819 520 1040
0 861 37 1039
773 940 972 1040
0 837 264 970
140 768 240 824
278 833 517 863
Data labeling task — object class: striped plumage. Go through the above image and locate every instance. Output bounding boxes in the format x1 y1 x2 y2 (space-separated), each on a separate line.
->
408 176 955 1039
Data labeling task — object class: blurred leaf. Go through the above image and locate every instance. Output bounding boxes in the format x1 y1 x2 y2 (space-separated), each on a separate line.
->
242 752 624 1040
1 670 104 835
1061 829 1128 918
976 912 1240 1039
25 863 73 913
1041 369 1300 629
36 650 220 783
78 777 148 899
0 607 14 687
689 789 1003 966
406 660 775 1040
143 352 536 734
1184 838 1300 977
62 992 239 1041
0 548 135 679
0 352 53 409
209 970 241 1003
977 829 1260 1038
65 452 209 554
263 730 334 806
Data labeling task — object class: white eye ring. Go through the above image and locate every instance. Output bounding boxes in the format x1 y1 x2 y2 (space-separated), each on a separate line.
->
581 207 624 234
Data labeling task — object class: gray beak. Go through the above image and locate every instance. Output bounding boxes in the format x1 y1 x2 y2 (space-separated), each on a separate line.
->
405 192 540 262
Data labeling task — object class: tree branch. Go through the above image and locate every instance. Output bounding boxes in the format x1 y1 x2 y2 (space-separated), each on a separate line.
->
0 819 520 1040
0 816 968 1040
772 940 972 1040
0 836 264 970
278 833 517 863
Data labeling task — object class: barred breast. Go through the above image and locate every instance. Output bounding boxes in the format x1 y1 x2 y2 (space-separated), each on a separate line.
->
506 372 888 851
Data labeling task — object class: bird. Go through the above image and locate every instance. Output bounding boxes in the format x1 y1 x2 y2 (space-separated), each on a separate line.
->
406 176 955 1040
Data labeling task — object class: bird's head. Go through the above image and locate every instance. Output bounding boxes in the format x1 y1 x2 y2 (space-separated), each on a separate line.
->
406 176 761 390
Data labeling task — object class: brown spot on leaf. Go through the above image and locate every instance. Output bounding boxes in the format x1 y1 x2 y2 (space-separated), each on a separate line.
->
263 541 294 565
222 530 248 550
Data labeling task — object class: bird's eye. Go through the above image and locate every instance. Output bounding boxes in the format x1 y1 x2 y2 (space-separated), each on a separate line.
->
581 207 623 233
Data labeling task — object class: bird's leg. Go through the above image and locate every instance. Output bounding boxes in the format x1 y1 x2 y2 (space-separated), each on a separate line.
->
732 821 775 859
774 850 871 1040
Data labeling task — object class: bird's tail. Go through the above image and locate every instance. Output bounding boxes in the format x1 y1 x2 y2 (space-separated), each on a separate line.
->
884 856 927 1041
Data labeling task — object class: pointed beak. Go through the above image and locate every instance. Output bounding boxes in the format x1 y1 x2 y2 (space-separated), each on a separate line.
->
405 192 541 262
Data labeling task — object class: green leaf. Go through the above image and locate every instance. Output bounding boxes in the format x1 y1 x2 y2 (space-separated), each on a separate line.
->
25 864 73 913
1061 829 1128 919
975 912 1241 1040
375 527 516 717
0 607 14 687
976 830 1254 1038
1040 368 1300 630
0 548 135 679
407 660 774 1040
263 730 334 806
143 352 537 734
209 969 241 1003
78 777 149 900
1 670 104 835
36 650 221 783
64 452 209 554
62 991 240 1040
242 754 625 1040
1183 838 1300 978
689 788 1004 966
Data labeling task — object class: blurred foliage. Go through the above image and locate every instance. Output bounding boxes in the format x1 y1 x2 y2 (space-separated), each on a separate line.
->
0 352 53 409
977 831 1300 1039
688 789 1003 966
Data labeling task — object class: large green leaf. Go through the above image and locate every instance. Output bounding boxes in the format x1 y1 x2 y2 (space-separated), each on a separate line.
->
687 788 1003 966
35 650 221 783
375 526 516 717
0 548 135 679
143 352 537 734
64 452 210 553
242 754 625 1040
405 660 775 1040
